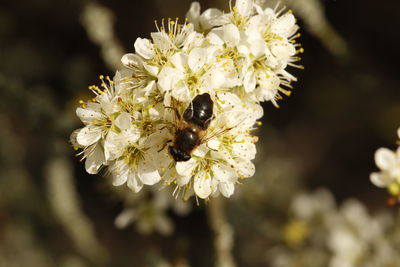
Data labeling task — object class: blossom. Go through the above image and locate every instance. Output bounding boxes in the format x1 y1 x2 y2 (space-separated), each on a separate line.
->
370 128 400 199
71 76 120 174
72 0 302 200
269 189 400 267
161 92 260 199
157 47 240 102
370 147 400 188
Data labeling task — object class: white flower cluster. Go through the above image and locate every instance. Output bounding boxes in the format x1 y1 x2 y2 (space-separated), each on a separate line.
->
370 128 400 203
71 0 302 200
269 189 400 267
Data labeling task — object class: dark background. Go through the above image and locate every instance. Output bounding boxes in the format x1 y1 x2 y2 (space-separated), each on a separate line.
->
0 0 399 266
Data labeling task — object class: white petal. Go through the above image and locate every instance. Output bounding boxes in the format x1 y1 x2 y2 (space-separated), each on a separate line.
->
157 66 184 92
143 80 157 96
171 84 191 102
143 62 159 76
193 144 208 157
212 163 236 183
232 142 256 160
193 172 212 199
188 48 207 73
270 41 296 59
124 127 141 145
77 126 102 146
248 38 266 57
70 129 82 148
272 13 296 37
236 159 255 178
219 182 235 198
111 161 129 186
199 8 223 30
114 209 136 229
176 173 192 186
104 131 124 160
375 148 396 170
207 139 220 150
370 172 391 188
121 53 143 68
176 158 197 176
243 70 256 93
235 0 253 16
114 112 131 130
137 160 161 185
186 2 200 25
127 171 144 192
258 71 280 90
204 68 225 89
223 24 240 47
182 31 205 50
134 38 155 59
85 144 105 174
207 31 224 46
170 52 187 71
76 105 103 124
151 32 174 53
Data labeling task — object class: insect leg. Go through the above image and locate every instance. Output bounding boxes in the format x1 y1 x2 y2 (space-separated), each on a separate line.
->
158 139 172 152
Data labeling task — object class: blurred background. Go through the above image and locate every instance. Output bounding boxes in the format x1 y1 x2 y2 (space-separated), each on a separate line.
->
1 0 400 266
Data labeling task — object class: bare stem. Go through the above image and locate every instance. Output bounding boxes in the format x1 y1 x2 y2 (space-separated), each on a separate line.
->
206 197 236 267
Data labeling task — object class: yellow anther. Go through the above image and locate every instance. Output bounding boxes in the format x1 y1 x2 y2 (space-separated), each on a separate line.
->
73 146 79 151
388 183 400 196
99 75 104 79
256 121 262 126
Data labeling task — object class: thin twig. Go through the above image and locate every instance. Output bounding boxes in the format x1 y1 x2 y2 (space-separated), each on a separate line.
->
206 198 236 267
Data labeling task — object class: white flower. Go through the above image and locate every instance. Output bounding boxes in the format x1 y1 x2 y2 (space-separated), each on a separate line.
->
240 5 301 105
186 2 223 32
158 47 239 102
118 53 158 97
133 18 202 69
103 112 141 161
72 76 121 173
71 0 303 200
163 93 259 199
216 0 256 30
109 132 165 192
370 147 400 188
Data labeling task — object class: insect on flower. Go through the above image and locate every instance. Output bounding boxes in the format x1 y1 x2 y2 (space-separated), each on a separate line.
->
168 93 214 162
168 93 240 162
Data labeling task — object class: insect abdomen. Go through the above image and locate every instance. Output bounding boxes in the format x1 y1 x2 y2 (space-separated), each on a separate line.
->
183 93 213 130
169 128 200 162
